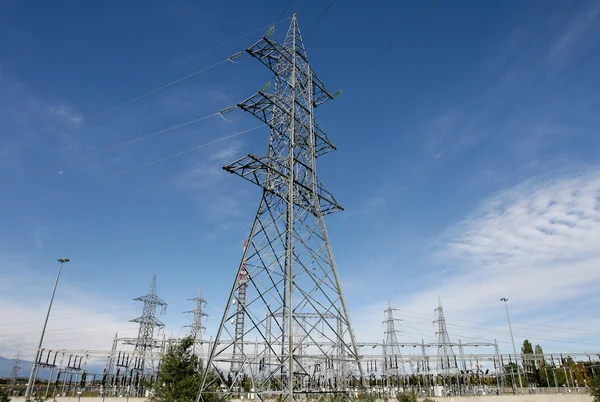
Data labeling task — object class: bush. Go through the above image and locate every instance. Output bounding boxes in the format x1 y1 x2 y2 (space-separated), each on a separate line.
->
422 398 435 402
590 375 600 402
0 388 11 402
396 392 417 402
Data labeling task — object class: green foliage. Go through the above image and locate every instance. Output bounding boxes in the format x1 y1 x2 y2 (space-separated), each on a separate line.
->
354 392 377 402
0 388 11 402
150 336 218 402
588 375 600 402
422 398 436 402
396 392 417 402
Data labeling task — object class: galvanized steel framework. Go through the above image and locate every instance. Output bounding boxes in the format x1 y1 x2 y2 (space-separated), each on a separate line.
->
383 300 406 385
198 14 363 402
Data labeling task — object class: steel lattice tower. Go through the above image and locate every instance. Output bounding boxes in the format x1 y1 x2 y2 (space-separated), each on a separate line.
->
198 14 363 402
125 275 167 375
10 353 22 385
383 300 405 383
185 287 208 367
433 297 458 376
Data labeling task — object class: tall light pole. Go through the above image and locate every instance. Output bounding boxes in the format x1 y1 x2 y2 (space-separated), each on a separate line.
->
501 297 523 391
25 258 70 397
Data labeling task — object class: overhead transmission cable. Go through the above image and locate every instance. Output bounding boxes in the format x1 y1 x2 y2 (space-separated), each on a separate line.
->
305 0 338 39
85 55 242 122
339 0 442 92
24 124 265 206
108 18 291 96
275 1 294 26
2 108 239 184
0 307 138 327
104 124 265 180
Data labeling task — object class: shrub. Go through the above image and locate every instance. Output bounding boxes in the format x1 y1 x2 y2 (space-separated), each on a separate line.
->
396 392 417 402
589 375 600 402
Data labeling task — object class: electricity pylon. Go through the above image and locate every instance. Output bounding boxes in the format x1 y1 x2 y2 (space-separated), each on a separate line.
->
197 14 363 402
10 353 22 385
383 300 405 387
124 275 167 376
185 287 208 368
434 297 458 377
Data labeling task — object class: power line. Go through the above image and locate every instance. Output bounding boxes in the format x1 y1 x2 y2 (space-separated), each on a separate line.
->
104 124 265 180
85 56 238 123
0 307 138 327
2 112 223 185
106 18 291 97
340 0 442 91
305 0 338 39
21 124 265 206
275 1 294 25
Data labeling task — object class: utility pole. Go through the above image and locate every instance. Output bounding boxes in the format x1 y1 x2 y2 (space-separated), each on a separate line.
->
500 298 523 390
26 258 70 398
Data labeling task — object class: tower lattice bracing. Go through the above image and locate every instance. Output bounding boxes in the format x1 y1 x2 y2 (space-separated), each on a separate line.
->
434 297 458 376
124 275 167 377
185 287 208 368
198 14 363 402
383 300 405 385
10 353 22 385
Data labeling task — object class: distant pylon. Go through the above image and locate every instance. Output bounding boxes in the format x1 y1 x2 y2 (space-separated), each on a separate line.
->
125 275 167 376
383 299 405 386
433 297 458 376
198 14 363 402
10 352 22 385
185 287 208 368
103 333 119 390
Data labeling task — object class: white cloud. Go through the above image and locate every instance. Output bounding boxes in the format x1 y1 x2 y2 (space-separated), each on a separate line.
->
0 264 139 361
346 169 600 354
209 141 242 162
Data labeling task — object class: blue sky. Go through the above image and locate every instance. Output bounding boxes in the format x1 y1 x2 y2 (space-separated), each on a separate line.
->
2 0 600 365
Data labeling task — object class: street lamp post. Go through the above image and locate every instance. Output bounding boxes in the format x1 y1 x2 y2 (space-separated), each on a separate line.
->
501 297 523 391
25 258 70 398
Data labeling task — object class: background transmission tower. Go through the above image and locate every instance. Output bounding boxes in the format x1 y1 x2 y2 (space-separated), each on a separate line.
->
434 297 458 377
125 275 167 377
198 14 363 402
383 300 405 386
185 287 208 368
10 353 22 385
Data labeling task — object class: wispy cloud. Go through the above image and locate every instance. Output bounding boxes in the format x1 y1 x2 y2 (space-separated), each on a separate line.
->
33 225 49 249
546 0 600 63
346 169 600 352
0 257 138 359
0 70 83 175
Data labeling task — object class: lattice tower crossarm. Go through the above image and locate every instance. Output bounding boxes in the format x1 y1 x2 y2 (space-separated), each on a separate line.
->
434 297 458 375
197 14 364 402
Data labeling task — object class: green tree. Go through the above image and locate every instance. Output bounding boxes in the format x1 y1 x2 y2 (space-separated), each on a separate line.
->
150 336 218 402
0 388 11 402
589 375 600 402
521 340 536 386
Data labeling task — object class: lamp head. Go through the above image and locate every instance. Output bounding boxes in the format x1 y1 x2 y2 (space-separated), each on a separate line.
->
58 258 70 263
